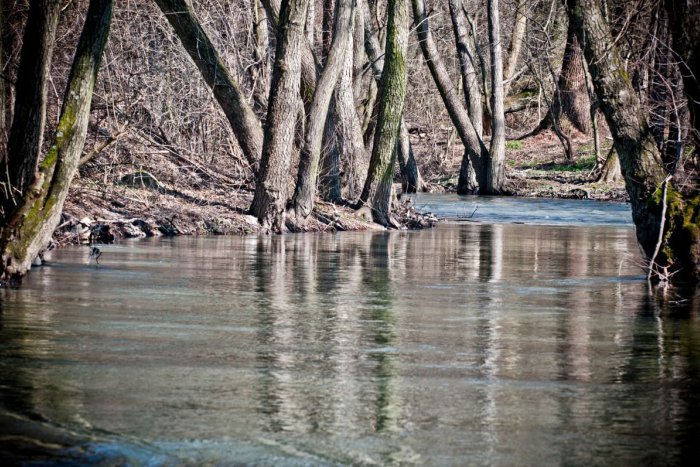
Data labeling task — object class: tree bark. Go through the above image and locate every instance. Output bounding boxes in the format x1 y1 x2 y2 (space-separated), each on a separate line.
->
261 0 321 105
153 0 264 173
397 120 424 193
412 0 489 193
1 0 60 222
527 19 591 138
334 31 369 201
359 0 408 226
292 0 353 219
0 0 112 285
503 0 526 96
362 0 421 194
487 0 506 193
250 0 308 232
248 0 272 113
448 0 483 139
568 0 699 283
319 100 343 203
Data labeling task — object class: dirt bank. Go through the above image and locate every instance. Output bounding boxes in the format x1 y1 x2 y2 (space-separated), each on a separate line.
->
59 131 625 246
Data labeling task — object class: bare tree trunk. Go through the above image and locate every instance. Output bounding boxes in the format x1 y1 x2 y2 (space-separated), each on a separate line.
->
412 0 489 193
503 0 526 96
362 0 421 193
487 0 506 193
305 0 315 45
320 100 343 203
522 18 591 143
0 0 112 285
597 146 621 182
397 121 424 192
1 0 60 222
154 0 264 173
249 0 271 112
321 0 334 58
359 0 408 226
292 0 353 219
261 0 321 105
569 0 699 283
448 0 483 139
334 33 369 201
250 0 308 232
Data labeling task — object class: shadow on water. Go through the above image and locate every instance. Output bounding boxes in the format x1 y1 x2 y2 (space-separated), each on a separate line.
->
1 214 700 464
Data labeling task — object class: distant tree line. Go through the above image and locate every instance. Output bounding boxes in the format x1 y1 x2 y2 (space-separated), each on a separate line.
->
0 0 698 286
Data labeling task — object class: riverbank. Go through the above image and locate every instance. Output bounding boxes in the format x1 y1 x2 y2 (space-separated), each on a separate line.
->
60 131 625 245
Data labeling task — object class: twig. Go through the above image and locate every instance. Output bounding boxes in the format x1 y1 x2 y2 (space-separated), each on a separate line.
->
648 175 672 282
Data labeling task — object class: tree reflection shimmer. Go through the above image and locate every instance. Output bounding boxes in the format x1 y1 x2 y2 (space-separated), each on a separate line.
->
0 224 699 464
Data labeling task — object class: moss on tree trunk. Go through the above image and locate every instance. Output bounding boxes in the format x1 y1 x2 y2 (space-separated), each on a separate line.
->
359 0 408 226
0 0 113 286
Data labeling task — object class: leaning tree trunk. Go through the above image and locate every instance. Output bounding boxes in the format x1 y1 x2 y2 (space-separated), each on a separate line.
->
154 0 264 173
448 0 483 139
0 0 112 286
292 0 353 219
568 0 699 283
1 0 60 222
359 0 408 226
412 0 489 193
487 0 506 194
250 0 308 232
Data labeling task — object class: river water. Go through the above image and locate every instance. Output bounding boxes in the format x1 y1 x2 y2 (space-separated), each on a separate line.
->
1 197 699 465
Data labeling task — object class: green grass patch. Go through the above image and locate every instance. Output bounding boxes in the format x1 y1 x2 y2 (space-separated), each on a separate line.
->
505 140 523 150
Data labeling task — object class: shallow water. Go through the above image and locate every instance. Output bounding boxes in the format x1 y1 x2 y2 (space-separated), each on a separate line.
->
1 197 699 465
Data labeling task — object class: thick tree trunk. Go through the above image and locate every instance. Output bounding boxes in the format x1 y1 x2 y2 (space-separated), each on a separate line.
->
487 0 506 193
359 0 408 226
558 23 591 135
0 0 112 285
250 0 308 232
568 0 699 283
292 0 353 219
154 0 264 173
320 101 343 203
412 0 489 193
362 0 421 194
1 0 60 222
528 20 591 139
334 34 369 201
261 0 321 105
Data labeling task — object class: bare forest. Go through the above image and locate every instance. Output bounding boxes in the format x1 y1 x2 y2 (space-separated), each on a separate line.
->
1 0 699 285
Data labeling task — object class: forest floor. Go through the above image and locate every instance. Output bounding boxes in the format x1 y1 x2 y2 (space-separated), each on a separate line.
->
58 130 626 245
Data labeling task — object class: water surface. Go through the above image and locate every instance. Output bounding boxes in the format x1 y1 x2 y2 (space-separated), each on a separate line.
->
1 198 699 465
